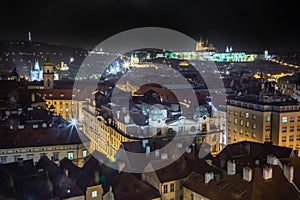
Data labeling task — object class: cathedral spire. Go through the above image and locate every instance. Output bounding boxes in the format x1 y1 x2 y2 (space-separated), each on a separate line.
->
28 31 32 42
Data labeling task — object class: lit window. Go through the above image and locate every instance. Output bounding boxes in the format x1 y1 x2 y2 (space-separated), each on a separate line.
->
245 131 249 136
68 152 74 160
0 157 7 164
265 133 270 141
66 108 69 112
265 126 271 131
297 134 300 140
282 136 286 142
14 155 21 162
245 113 249 119
92 191 97 198
234 118 237 124
252 133 256 138
290 116 295 122
282 117 288 123
53 153 59 161
240 112 244 117
240 120 244 126
252 123 256 129
246 121 250 128
289 135 294 142
290 126 294 132
83 149 87 158
170 183 175 192
282 126 287 133
252 115 256 120
163 185 168 193
27 154 34 160
191 193 194 200
240 129 243 134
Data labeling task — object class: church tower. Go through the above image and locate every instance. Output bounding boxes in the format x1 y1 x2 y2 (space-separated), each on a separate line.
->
30 59 43 81
43 57 54 89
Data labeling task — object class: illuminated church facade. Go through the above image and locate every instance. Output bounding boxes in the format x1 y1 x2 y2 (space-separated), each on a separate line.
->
30 59 43 81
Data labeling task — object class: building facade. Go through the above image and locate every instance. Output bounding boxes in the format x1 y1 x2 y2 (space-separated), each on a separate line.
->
0 107 89 167
227 96 300 156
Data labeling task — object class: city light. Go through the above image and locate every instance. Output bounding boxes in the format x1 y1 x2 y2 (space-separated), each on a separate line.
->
122 61 130 70
71 118 77 125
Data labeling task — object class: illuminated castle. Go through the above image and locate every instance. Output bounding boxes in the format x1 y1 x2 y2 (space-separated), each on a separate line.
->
30 59 43 81
196 38 216 51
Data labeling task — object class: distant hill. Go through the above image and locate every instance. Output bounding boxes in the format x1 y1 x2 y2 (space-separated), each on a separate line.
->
0 40 88 79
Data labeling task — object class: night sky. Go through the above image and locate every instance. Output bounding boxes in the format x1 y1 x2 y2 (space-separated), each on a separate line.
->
0 0 298 52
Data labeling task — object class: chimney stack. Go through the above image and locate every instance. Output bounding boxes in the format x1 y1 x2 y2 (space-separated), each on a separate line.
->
242 166 252 182
65 169 69 177
155 149 160 157
146 145 151 156
205 172 214 184
263 166 273 180
267 154 278 165
117 161 125 173
283 164 294 183
142 139 148 148
227 160 236 175
161 152 168 160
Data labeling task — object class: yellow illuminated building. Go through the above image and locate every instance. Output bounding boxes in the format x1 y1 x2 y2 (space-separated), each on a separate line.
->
227 97 300 156
82 101 136 160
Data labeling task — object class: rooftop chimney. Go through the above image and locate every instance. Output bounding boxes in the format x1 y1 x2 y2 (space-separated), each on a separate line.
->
146 145 150 156
205 172 214 184
142 139 148 148
155 149 160 157
161 152 168 160
227 160 236 175
124 114 130 124
243 166 253 182
283 164 294 183
117 161 125 173
267 154 278 165
65 169 69 177
263 166 273 180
